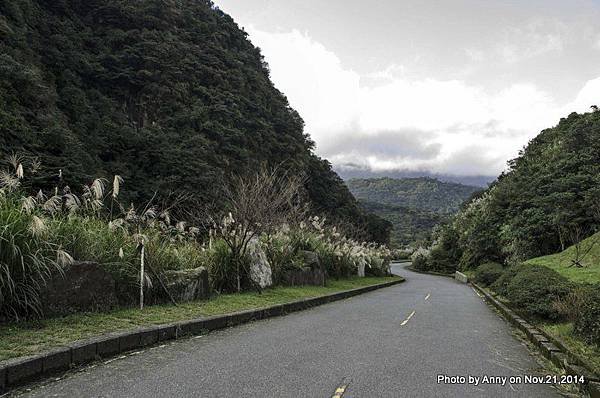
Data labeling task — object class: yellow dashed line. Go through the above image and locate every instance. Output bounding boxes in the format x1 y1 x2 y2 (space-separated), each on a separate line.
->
425 293 431 301
401 310 416 326
331 384 347 398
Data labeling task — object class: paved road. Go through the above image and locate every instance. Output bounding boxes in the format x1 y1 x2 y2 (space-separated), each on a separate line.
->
21 264 561 397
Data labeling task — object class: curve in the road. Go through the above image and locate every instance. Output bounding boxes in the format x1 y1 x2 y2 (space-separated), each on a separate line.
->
20 264 560 398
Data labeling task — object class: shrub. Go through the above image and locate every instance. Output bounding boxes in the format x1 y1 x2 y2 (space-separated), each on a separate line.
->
410 247 430 271
504 265 573 320
261 231 304 284
574 284 600 345
552 285 590 323
206 238 252 293
490 265 520 297
427 245 458 274
473 262 504 287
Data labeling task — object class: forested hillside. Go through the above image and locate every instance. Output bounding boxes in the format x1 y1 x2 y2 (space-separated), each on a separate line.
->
359 200 443 247
0 0 387 241
347 177 480 214
420 110 600 272
347 177 479 246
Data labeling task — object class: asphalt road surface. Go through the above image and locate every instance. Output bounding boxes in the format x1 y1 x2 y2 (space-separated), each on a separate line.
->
20 264 561 397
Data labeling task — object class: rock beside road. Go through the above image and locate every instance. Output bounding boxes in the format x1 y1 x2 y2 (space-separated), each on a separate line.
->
40 261 118 316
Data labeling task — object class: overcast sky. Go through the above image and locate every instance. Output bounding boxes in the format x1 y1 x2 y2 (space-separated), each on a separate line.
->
214 0 600 177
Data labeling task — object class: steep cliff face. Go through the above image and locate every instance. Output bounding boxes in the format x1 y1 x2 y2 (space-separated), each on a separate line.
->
0 0 386 240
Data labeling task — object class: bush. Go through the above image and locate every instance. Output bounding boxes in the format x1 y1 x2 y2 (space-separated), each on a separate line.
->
490 265 520 297
427 245 458 274
504 265 573 320
261 232 304 284
410 247 430 271
473 262 504 287
206 239 250 293
552 285 590 323
574 284 600 345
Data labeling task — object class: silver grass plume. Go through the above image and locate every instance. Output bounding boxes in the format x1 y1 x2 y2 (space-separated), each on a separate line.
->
112 175 123 199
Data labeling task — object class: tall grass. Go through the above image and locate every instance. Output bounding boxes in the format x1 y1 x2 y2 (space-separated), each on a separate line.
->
0 194 62 319
0 156 393 320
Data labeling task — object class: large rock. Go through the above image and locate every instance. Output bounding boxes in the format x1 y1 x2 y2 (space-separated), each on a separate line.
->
282 250 327 286
247 239 272 289
299 250 321 270
40 261 118 316
162 267 209 302
282 268 326 286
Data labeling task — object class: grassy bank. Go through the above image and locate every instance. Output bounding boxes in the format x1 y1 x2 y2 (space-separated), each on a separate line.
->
541 322 600 375
525 232 600 283
0 276 400 361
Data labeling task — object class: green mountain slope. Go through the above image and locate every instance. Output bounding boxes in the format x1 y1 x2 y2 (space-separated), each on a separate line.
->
0 0 387 242
359 200 444 247
347 177 479 246
525 231 600 284
430 109 600 270
347 177 480 214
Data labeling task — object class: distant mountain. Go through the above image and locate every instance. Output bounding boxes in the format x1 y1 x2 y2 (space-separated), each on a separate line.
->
347 177 481 214
336 168 494 188
347 177 481 246
359 200 445 247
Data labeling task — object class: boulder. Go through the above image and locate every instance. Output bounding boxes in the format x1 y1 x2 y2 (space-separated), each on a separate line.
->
357 262 366 277
282 268 326 286
299 250 321 270
162 267 209 302
40 261 118 316
247 239 272 289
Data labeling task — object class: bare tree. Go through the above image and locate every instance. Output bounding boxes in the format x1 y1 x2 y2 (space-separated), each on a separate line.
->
207 166 307 292
565 225 597 267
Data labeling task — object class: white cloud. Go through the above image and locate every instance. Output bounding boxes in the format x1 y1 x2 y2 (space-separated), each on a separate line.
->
565 77 600 111
247 26 598 176
496 18 566 64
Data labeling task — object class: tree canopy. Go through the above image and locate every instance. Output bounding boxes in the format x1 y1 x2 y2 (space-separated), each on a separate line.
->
432 110 600 269
0 0 388 243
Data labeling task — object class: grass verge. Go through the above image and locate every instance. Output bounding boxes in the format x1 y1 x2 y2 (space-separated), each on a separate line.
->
541 322 600 375
525 231 600 283
0 276 400 361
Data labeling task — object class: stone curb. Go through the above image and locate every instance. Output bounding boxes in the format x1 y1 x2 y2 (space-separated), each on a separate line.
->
0 278 403 393
471 283 600 396
403 265 454 278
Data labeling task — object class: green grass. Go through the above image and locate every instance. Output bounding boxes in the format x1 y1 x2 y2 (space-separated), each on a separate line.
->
525 232 600 283
0 276 400 361
541 322 600 375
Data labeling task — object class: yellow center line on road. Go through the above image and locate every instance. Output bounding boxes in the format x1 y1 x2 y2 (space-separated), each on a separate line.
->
425 293 431 301
331 384 348 398
401 310 416 326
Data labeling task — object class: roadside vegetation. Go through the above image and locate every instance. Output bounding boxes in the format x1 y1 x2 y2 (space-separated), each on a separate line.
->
0 156 393 325
411 108 600 371
525 231 600 284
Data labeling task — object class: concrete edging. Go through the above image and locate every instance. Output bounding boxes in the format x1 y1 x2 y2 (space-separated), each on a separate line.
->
454 271 468 283
403 265 454 278
0 278 404 393
471 283 600 397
